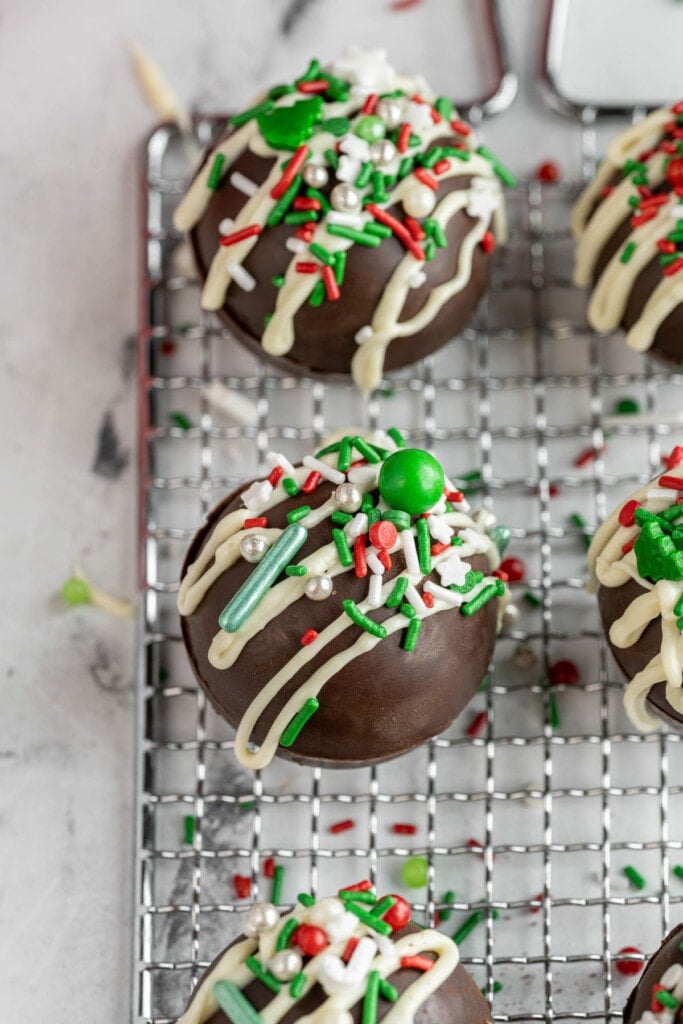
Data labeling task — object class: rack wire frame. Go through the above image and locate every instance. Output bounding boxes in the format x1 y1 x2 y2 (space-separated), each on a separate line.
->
132 85 683 1024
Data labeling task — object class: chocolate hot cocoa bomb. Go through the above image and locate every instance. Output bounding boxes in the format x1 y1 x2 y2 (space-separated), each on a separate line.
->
172 48 514 392
177 435 509 770
623 924 683 1024
177 887 494 1024
587 447 683 731
573 100 683 366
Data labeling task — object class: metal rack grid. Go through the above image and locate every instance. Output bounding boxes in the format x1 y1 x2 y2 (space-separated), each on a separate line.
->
133 50 683 1024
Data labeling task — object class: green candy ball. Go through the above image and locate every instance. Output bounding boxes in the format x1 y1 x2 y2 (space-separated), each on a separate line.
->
401 855 429 888
61 577 91 606
378 449 445 516
354 115 386 142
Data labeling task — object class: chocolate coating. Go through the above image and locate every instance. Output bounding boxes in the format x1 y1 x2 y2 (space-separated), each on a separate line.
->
623 924 683 1024
185 922 492 1024
180 479 498 768
597 579 682 727
189 139 493 379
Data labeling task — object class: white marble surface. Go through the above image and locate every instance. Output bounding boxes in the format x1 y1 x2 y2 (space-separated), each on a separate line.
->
2 1 680 1020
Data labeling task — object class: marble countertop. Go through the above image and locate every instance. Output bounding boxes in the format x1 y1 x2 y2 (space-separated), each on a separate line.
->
2 1 681 1020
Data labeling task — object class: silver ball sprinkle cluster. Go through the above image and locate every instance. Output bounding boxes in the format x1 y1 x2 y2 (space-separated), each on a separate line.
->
243 901 280 938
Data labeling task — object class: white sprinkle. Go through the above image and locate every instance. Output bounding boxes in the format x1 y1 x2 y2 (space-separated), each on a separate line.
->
230 171 258 197
660 964 683 989
437 550 469 587
405 584 427 614
424 580 466 607
336 154 361 183
339 133 370 161
324 910 360 946
410 271 427 289
428 515 453 544
669 204 683 219
241 479 273 511
372 429 398 453
227 262 256 291
286 237 306 253
355 325 373 345
347 465 380 490
367 573 383 608
405 100 433 132
303 455 345 485
266 451 296 476
467 176 501 220
459 527 490 553
347 513 369 539
366 551 385 575
218 217 235 235
375 933 394 957
327 210 364 228
647 488 679 501
204 380 258 426
426 496 447 515
401 530 420 577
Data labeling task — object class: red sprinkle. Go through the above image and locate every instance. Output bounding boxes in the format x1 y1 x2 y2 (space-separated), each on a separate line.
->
400 955 433 971
377 548 392 571
422 591 434 608
342 936 359 962
574 445 606 468
433 158 451 175
293 924 329 956
529 892 544 914
295 261 319 274
663 257 683 277
330 818 355 834
466 711 488 737
658 475 683 489
664 446 683 469
615 947 644 977
369 520 398 550
233 874 251 898
297 79 330 94
404 216 427 241
430 542 450 556
549 660 580 686
397 123 412 153
651 984 667 1013
361 93 378 115
392 823 417 834
467 838 484 856
618 500 640 527
295 224 316 241
301 629 318 646
220 224 262 247
640 193 668 209
366 203 425 261
341 879 373 893
622 536 636 555
322 264 340 301
271 145 309 199
500 556 526 582
446 490 464 503
536 160 561 183
302 471 321 494
244 517 268 529
480 230 495 254
267 466 284 487
599 185 614 199
413 167 439 191
492 569 509 582
293 197 321 211
383 895 411 930
631 210 657 228
263 857 276 878
657 240 677 254
160 339 176 356
354 536 368 579
450 118 472 137
672 100 683 114
666 157 683 189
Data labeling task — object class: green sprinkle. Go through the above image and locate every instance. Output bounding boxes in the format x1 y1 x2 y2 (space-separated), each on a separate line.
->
656 991 679 1010
620 241 637 264
271 274 285 288
229 99 274 129
673 866 683 880
615 397 641 414
432 222 447 248
334 250 347 286
308 280 326 307
623 865 646 890
399 603 416 619
416 516 432 574
355 161 374 188
549 692 561 730
289 972 307 999
298 58 321 82
309 242 335 266
435 96 453 120
364 221 392 238
386 576 409 608
462 579 504 616
340 889 376 903
333 528 353 567
346 902 393 935
321 116 350 137
409 133 422 147
326 224 382 247
403 617 422 652
213 981 265 1024
305 187 330 212
297 892 315 907
476 144 517 186
361 493 375 515
314 440 342 459
420 148 443 169
366 507 381 527
362 970 380 1024
331 511 353 526
570 512 587 528
285 210 318 225
343 598 388 639
320 72 349 101
387 427 406 448
523 591 542 608
424 238 436 261
324 147 340 171
283 477 299 497
183 815 195 845
442 146 471 161
398 156 415 179
207 153 226 190
379 979 398 1002
352 435 382 463
383 173 397 190
481 982 504 996
285 564 307 576
280 698 320 748
402 855 428 888
245 956 281 994
287 505 311 524
61 577 91 606
239 800 255 813
269 84 296 101
439 890 456 922
276 918 299 950
452 908 499 947
170 411 193 430
338 435 353 472
450 569 482 594
267 174 304 227
371 895 396 917
271 863 285 904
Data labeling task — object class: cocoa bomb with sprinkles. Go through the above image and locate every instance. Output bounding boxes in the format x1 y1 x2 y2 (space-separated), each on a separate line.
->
177 885 493 1024
172 48 514 392
573 100 683 366
177 432 509 769
587 446 683 731
622 924 683 1024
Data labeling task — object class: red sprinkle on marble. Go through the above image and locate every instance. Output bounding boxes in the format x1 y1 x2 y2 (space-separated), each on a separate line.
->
160 339 176 356
263 857 276 878
536 160 561 183
500 556 526 582
574 445 606 468
615 947 643 977
244 517 268 529
392 823 417 834
466 711 488 737
301 629 318 646
330 818 355 834
549 660 580 686
529 893 544 913
233 874 251 898
619 500 640 527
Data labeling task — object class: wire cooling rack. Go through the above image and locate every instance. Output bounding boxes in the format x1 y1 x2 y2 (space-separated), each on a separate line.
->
133 33 683 1024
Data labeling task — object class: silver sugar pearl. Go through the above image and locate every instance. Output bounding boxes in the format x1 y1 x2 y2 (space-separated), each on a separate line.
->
369 139 397 167
305 575 333 601
513 640 537 668
240 534 269 563
376 97 403 130
269 949 303 982
502 604 520 631
334 482 362 513
244 901 280 938
303 163 329 189
330 183 361 214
